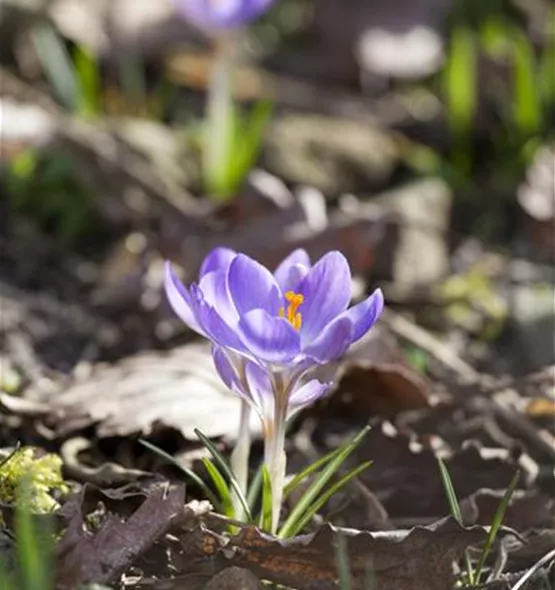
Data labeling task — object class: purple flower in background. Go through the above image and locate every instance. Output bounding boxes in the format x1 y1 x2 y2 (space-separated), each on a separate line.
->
174 0 275 30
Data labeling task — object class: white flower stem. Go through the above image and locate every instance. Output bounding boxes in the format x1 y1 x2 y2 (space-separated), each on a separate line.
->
205 33 236 198
230 398 251 521
265 379 289 534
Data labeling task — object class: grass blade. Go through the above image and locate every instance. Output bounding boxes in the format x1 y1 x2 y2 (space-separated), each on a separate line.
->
284 461 372 538
0 442 21 470
15 481 53 590
278 425 370 539
73 44 101 117
247 462 264 511
283 446 344 500
260 464 273 532
443 24 477 175
194 429 253 522
437 458 474 584
229 100 273 190
202 458 234 518
474 470 520 584
538 13 555 112
437 458 463 522
335 534 352 590
139 439 222 510
444 25 477 137
512 30 542 137
30 24 78 111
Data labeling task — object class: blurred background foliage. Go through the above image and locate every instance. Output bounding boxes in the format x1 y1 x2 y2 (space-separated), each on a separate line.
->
0 0 553 374
1 0 553 243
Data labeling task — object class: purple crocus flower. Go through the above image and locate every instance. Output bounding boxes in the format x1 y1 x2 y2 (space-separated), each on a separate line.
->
174 0 275 30
212 345 331 429
165 248 383 372
164 247 383 531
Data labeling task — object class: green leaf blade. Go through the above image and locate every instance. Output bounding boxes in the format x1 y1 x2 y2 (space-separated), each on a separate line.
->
202 458 234 518
194 429 253 522
278 425 370 539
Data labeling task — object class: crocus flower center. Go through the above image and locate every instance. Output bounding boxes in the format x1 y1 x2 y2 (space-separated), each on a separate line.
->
278 291 304 330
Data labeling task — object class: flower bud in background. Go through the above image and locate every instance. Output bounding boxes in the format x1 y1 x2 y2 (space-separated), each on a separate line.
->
173 0 276 30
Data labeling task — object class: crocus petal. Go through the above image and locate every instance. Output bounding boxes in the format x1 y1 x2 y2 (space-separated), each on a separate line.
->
199 247 236 277
274 249 311 292
244 360 274 419
336 288 384 342
228 254 281 317
175 0 274 29
238 309 300 363
279 263 310 295
212 345 243 394
164 262 204 335
198 269 238 325
298 251 352 343
303 316 353 363
289 379 332 408
191 284 247 353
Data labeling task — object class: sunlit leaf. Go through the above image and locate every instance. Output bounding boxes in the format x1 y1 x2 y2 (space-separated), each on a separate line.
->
194 429 253 522
202 458 234 517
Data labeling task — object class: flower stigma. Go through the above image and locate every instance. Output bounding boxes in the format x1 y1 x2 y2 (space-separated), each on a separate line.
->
278 291 304 330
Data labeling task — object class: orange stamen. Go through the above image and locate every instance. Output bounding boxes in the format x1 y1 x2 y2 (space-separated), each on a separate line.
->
279 291 304 330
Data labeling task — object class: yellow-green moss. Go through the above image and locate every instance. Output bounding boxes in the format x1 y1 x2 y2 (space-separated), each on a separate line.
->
0 447 69 513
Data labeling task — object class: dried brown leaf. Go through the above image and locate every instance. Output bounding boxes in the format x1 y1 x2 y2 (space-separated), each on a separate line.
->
204 567 264 590
310 328 430 421
176 517 485 590
460 488 555 531
27 343 261 440
55 483 185 588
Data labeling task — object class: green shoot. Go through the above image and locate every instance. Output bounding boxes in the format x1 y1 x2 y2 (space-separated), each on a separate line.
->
283 445 346 500
14 487 53 590
335 535 352 590
73 44 102 117
437 458 474 585
512 30 542 137
202 38 273 203
143 427 372 538
260 465 273 532
287 461 373 538
474 470 520 584
204 99 273 202
278 425 371 539
0 457 55 590
538 10 555 114
247 462 264 512
202 458 234 518
138 439 222 510
30 23 78 111
363 568 378 590
194 429 253 522
226 101 273 194
539 42 555 114
0 443 21 471
443 24 477 174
